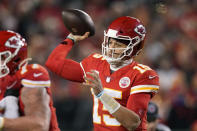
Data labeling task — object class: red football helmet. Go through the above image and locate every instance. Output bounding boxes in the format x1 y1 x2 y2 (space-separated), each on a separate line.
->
102 16 146 64
0 30 28 78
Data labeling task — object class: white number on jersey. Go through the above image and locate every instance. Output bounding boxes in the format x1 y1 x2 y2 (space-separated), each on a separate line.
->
92 88 122 126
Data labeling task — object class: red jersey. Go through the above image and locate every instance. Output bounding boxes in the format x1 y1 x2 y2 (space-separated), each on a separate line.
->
45 39 160 131
0 64 60 131
80 53 159 131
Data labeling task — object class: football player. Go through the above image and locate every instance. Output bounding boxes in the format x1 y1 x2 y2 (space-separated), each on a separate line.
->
46 16 159 131
0 30 60 131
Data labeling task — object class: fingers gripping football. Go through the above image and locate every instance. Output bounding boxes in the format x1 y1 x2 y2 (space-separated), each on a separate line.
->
83 70 104 96
67 32 90 42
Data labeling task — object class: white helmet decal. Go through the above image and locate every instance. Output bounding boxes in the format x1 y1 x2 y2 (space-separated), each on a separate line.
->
134 24 146 40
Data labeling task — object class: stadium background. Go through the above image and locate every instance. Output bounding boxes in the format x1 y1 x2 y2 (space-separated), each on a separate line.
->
0 0 197 130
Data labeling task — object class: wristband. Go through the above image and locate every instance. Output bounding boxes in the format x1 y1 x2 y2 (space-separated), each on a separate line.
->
96 90 104 98
0 117 4 131
67 33 76 43
98 91 121 114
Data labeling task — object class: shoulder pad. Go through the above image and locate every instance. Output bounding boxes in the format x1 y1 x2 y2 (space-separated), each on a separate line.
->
19 64 51 88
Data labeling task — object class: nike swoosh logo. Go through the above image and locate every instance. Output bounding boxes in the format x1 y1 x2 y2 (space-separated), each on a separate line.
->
33 73 43 77
148 75 157 79
7 81 17 89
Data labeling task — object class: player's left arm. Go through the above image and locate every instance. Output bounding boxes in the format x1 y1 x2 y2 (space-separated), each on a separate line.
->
112 93 151 130
83 69 159 131
83 70 141 130
1 87 51 131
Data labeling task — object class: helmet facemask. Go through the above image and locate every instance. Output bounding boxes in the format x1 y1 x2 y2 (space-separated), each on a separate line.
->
102 29 141 65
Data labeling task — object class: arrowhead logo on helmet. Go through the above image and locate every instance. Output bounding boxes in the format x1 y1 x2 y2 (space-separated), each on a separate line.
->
134 24 146 41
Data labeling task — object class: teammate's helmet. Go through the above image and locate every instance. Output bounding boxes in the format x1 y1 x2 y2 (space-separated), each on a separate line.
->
0 30 28 78
102 16 146 63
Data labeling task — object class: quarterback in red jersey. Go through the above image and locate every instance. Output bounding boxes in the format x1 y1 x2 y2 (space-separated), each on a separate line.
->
46 16 159 131
0 30 60 131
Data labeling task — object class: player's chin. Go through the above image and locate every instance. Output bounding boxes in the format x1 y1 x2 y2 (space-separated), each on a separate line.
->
106 54 120 59
106 57 122 66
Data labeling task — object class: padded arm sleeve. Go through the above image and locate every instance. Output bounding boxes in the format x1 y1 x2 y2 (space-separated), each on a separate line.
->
45 39 84 82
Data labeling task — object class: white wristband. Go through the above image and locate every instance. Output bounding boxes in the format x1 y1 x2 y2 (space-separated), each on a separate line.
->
67 33 76 43
0 117 4 131
98 91 121 114
96 90 104 98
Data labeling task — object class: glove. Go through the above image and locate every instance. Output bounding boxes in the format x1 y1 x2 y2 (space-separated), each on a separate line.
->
0 96 19 118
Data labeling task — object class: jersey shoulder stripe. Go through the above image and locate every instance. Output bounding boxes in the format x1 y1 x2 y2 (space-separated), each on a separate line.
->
21 79 51 88
130 85 159 94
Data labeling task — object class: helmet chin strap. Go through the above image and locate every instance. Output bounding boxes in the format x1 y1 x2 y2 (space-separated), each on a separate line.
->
106 58 133 71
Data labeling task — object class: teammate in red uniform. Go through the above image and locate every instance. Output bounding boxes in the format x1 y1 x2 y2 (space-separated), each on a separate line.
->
46 16 159 131
0 30 60 131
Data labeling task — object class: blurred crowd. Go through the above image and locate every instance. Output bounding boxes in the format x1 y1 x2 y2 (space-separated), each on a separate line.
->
1 0 197 130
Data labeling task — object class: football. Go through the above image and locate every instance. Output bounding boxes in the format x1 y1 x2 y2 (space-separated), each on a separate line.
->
62 9 95 37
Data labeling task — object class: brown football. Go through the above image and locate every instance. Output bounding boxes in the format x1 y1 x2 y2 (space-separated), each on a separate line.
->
62 9 95 37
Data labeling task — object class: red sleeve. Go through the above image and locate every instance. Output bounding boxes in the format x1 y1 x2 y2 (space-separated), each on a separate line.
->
133 70 159 86
127 93 150 116
127 93 151 129
45 39 84 82
19 64 51 88
24 64 50 81
130 70 159 97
